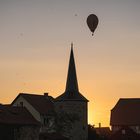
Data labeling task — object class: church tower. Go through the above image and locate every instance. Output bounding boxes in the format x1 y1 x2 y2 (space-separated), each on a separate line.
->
55 44 88 140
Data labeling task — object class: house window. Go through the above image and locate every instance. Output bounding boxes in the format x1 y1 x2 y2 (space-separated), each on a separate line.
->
136 126 139 130
20 102 23 107
122 129 125 135
44 117 49 125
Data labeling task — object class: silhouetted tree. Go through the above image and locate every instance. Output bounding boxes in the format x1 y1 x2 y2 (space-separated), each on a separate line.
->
54 111 80 137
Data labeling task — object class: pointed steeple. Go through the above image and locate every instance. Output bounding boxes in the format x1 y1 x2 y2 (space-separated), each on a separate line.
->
55 43 88 102
65 43 79 92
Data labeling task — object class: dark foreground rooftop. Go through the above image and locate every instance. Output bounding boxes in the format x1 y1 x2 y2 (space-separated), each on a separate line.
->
0 104 40 126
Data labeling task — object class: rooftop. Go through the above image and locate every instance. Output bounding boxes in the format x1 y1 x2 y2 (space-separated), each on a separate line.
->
55 45 88 102
12 93 54 115
0 104 40 125
110 98 140 125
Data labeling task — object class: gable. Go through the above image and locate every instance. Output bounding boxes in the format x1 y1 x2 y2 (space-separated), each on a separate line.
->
110 98 140 125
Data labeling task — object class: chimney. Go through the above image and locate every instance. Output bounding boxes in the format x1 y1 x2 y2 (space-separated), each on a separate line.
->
44 93 49 97
99 123 101 128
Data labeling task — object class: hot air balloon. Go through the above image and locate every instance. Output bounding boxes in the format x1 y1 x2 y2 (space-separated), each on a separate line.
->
87 14 99 36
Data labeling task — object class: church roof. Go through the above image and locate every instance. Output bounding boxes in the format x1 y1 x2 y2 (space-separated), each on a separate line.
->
65 45 79 93
110 98 140 125
12 93 54 115
55 91 88 102
55 44 88 102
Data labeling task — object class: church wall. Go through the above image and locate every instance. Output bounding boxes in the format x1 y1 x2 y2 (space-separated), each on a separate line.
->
55 101 88 140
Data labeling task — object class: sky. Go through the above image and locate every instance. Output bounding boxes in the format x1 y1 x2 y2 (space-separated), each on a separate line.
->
0 0 140 127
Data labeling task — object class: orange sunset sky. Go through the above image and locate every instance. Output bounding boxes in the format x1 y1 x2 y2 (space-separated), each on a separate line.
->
0 0 140 127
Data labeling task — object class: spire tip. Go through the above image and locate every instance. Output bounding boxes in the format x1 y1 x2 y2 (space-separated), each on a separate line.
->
71 42 73 49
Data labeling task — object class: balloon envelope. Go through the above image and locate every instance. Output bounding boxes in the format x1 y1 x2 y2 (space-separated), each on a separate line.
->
87 14 98 34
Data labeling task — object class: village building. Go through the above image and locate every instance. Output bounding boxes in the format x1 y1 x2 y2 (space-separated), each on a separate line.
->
110 98 140 134
11 93 55 133
10 45 88 140
0 104 40 140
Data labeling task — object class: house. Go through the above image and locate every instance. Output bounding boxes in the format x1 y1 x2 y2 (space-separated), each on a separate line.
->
55 45 88 140
11 93 55 132
110 126 140 140
110 98 140 134
0 104 40 140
